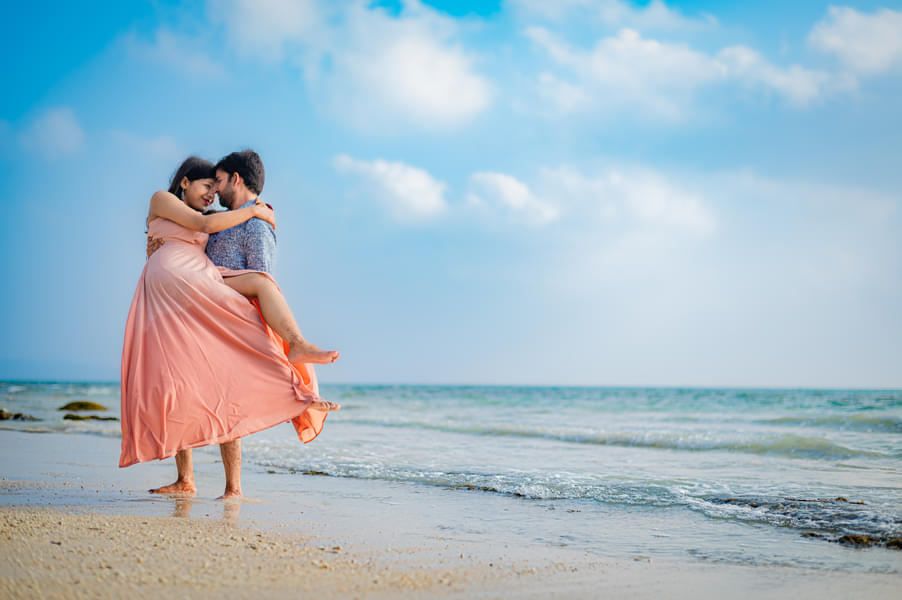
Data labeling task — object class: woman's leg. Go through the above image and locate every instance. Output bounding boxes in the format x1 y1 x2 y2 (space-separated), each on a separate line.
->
223 273 339 365
149 448 196 496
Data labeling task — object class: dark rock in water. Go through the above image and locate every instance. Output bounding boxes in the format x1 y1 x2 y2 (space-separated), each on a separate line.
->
288 469 330 477
0 409 40 421
708 496 899 550
62 413 118 422
58 401 107 412
714 497 761 508
836 534 876 547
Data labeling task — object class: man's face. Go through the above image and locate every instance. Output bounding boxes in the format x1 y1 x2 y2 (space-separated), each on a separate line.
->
214 169 236 209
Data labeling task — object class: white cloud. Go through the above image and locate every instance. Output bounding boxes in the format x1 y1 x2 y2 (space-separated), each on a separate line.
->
463 163 714 234
468 172 559 225
538 167 900 388
329 21 492 130
539 165 716 235
808 6 902 75
208 0 319 60
22 108 84 159
527 27 844 117
333 154 447 221
535 72 591 111
717 45 850 106
597 0 717 31
690 170 900 299
125 28 225 79
526 27 723 118
509 0 717 31
209 0 491 130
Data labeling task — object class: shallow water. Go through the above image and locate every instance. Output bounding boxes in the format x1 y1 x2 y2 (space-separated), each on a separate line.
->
2 381 901 572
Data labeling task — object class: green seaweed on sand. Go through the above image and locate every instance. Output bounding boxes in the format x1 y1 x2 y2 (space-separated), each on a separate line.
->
62 413 118 421
58 401 108 412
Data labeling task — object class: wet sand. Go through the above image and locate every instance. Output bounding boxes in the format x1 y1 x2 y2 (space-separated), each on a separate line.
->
1 430 900 599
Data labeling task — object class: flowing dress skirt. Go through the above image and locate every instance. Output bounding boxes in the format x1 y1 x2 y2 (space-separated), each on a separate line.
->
119 218 327 467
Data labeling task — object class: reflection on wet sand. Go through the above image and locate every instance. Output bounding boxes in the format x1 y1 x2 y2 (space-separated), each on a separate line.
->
169 497 242 521
222 499 241 521
173 498 194 518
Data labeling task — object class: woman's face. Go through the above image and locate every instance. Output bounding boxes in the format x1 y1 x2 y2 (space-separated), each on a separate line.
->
181 177 215 212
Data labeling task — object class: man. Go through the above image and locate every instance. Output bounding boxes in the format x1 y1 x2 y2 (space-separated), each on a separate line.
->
206 149 275 272
206 150 273 498
149 150 286 499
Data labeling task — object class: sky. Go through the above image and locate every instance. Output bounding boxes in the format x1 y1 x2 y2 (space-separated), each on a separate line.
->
1 0 900 388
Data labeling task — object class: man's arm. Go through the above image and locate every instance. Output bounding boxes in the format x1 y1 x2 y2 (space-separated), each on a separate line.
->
243 217 277 273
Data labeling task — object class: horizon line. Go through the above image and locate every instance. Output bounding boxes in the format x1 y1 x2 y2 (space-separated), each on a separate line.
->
2 378 900 393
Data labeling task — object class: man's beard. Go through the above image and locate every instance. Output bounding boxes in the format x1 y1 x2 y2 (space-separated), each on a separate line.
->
218 189 235 209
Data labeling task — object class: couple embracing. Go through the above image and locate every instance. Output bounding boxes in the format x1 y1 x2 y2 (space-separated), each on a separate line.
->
119 150 339 499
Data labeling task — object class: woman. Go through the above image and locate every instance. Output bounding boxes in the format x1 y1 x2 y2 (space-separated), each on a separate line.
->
120 157 338 480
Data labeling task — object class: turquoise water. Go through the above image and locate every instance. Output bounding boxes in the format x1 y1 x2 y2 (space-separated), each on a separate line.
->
2 382 901 571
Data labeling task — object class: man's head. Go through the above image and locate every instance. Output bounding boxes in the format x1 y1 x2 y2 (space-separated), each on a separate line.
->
214 150 265 210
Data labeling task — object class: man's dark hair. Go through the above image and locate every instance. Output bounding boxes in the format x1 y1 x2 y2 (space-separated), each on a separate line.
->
215 150 265 195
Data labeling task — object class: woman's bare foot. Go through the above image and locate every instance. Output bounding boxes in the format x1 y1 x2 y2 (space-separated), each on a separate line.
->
310 400 341 411
288 340 340 365
149 479 196 497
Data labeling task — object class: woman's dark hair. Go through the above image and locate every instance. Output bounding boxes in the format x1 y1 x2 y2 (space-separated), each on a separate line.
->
215 150 264 195
168 156 216 199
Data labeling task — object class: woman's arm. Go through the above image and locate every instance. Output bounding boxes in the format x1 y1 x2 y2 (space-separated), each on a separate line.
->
147 191 275 234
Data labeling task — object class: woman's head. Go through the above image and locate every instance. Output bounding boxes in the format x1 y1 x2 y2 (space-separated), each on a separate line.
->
169 157 216 212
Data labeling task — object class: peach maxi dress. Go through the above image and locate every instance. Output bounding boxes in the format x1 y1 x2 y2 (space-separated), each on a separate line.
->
119 218 328 468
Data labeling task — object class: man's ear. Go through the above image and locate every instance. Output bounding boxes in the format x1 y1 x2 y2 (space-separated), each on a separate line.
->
231 172 242 188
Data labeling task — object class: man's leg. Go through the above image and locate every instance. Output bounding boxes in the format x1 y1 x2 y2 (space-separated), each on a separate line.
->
219 439 242 499
149 449 196 496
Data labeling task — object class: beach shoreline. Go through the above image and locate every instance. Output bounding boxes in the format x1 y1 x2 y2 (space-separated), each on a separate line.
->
2 429 901 598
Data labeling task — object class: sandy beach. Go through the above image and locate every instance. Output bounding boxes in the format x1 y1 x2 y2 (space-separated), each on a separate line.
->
5 503 901 600
1 429 900 599
2 505 580 599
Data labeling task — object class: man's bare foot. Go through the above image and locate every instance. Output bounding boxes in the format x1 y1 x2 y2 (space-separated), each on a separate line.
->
288 340 340 365
217 488 242 500
149 480 196 496
311 400 341 411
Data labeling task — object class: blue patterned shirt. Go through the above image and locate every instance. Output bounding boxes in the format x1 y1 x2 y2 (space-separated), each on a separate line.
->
205 200 276 272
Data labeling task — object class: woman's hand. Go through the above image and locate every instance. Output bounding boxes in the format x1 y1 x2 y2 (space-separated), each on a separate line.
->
146 236 165 259
253 197 276 230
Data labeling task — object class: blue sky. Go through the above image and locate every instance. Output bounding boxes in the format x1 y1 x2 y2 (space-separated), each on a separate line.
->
1 0 900 387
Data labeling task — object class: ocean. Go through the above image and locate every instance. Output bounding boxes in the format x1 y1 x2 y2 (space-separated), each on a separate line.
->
2 381 900 573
